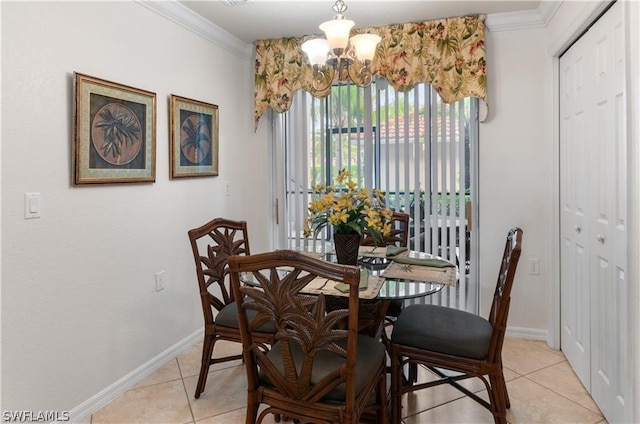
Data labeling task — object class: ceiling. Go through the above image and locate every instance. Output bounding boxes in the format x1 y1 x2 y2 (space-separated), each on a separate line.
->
179 0 541 44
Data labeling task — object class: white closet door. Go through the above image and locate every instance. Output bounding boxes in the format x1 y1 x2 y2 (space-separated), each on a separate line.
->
560 2 626 422
588 2 626 421
559 16 593 390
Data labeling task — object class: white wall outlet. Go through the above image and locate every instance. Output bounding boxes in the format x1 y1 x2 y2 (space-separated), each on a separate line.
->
528 258 540 275
155 271 167 291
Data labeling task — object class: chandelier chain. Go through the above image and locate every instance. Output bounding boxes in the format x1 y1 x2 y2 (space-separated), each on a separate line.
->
332 0 348 17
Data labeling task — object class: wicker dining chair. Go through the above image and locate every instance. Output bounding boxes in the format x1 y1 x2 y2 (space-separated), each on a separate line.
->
361 211 410 323
228 250 388 424
389 227 523 424
187 218 276 399
360 211 410 248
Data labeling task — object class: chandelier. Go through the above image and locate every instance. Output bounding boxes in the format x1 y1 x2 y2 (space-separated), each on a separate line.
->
301 0 381 90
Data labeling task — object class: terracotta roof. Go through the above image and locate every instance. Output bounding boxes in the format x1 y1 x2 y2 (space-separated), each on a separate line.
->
374 115 460 139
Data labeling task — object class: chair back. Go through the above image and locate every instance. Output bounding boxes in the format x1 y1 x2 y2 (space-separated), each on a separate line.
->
228 250 362 413
361 211 410 247
188 218 250 325
487 227 523 362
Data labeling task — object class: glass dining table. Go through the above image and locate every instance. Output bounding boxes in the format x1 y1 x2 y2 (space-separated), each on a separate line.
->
291 241 458 338
238 241 457 338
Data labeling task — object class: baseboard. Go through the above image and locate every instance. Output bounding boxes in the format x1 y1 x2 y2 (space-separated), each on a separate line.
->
506 325 549 343
63 328 203 424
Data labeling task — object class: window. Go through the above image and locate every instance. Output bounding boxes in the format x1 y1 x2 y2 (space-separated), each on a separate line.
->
273 79 479 312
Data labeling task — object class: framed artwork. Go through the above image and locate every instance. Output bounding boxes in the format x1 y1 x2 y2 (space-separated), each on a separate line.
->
73 72 156 184
169 95 219 178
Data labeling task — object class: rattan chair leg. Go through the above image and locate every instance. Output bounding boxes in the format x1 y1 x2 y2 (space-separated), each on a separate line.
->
499 365 510 408
194 335 214 398
488 374 508 424
390 352 403 423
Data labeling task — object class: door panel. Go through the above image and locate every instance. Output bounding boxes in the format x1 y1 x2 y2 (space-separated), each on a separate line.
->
560 27 591 389
588 3 626 421
560 235 590 384
560 2 626 422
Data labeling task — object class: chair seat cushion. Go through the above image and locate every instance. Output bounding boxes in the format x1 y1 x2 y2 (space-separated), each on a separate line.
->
261 334 386 402
215 302 277 333
391 304 493 360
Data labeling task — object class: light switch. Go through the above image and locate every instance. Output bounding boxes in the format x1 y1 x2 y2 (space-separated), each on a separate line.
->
29 196 39 213
24 192 41 219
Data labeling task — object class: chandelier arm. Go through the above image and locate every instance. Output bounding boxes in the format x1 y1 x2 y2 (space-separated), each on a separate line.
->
311 65 336 92
346 62 373 88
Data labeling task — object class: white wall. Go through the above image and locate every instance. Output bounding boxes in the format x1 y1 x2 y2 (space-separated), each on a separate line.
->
478 26 551 335
1 0 271 414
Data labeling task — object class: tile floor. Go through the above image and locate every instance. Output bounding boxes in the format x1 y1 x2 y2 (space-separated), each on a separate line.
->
89 337 606 423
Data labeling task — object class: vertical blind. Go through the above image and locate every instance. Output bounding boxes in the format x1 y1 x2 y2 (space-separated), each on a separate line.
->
279 80 478 312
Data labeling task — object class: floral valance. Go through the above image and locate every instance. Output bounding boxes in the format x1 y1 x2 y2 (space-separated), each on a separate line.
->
254 15 486 129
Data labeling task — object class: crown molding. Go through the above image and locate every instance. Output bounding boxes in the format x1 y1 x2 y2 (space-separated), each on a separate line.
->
134 0 253 60
486 1 562 32
136 0 563 57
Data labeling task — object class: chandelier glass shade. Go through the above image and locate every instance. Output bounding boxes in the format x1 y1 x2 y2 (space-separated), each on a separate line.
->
301 0 381 90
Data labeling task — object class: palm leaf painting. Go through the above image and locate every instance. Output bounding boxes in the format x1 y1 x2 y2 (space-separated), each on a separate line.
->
92 103 142 165
180 114 210 164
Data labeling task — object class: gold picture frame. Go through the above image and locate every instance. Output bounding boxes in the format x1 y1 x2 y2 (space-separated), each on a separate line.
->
72 72 156 184
169 95 219 178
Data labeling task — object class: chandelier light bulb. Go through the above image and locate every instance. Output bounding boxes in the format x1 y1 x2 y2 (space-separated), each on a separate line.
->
301 38 330 67
350 33 382 62
319 18 355 53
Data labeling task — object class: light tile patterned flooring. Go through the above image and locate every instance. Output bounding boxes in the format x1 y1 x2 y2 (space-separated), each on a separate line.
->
89 338 606 423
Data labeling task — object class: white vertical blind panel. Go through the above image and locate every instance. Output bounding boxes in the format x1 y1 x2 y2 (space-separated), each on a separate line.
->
458 101 467 307
286 91 307 248
273 113 287 247
446 101 456 308
391 88 399 208
358 86 365 185
439 98 450 306
421 84 431 257
430 88 441 305
346 86 353 168
402 93 411 219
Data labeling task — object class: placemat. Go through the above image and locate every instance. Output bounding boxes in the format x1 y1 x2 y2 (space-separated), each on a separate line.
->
302 273 384 299
381 260 457 286
359 245 409 258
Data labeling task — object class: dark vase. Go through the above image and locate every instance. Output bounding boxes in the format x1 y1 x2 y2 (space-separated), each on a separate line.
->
333 232 361 266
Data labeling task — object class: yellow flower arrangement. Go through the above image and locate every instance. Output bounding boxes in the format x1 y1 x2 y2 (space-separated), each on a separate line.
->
304 169 394 242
